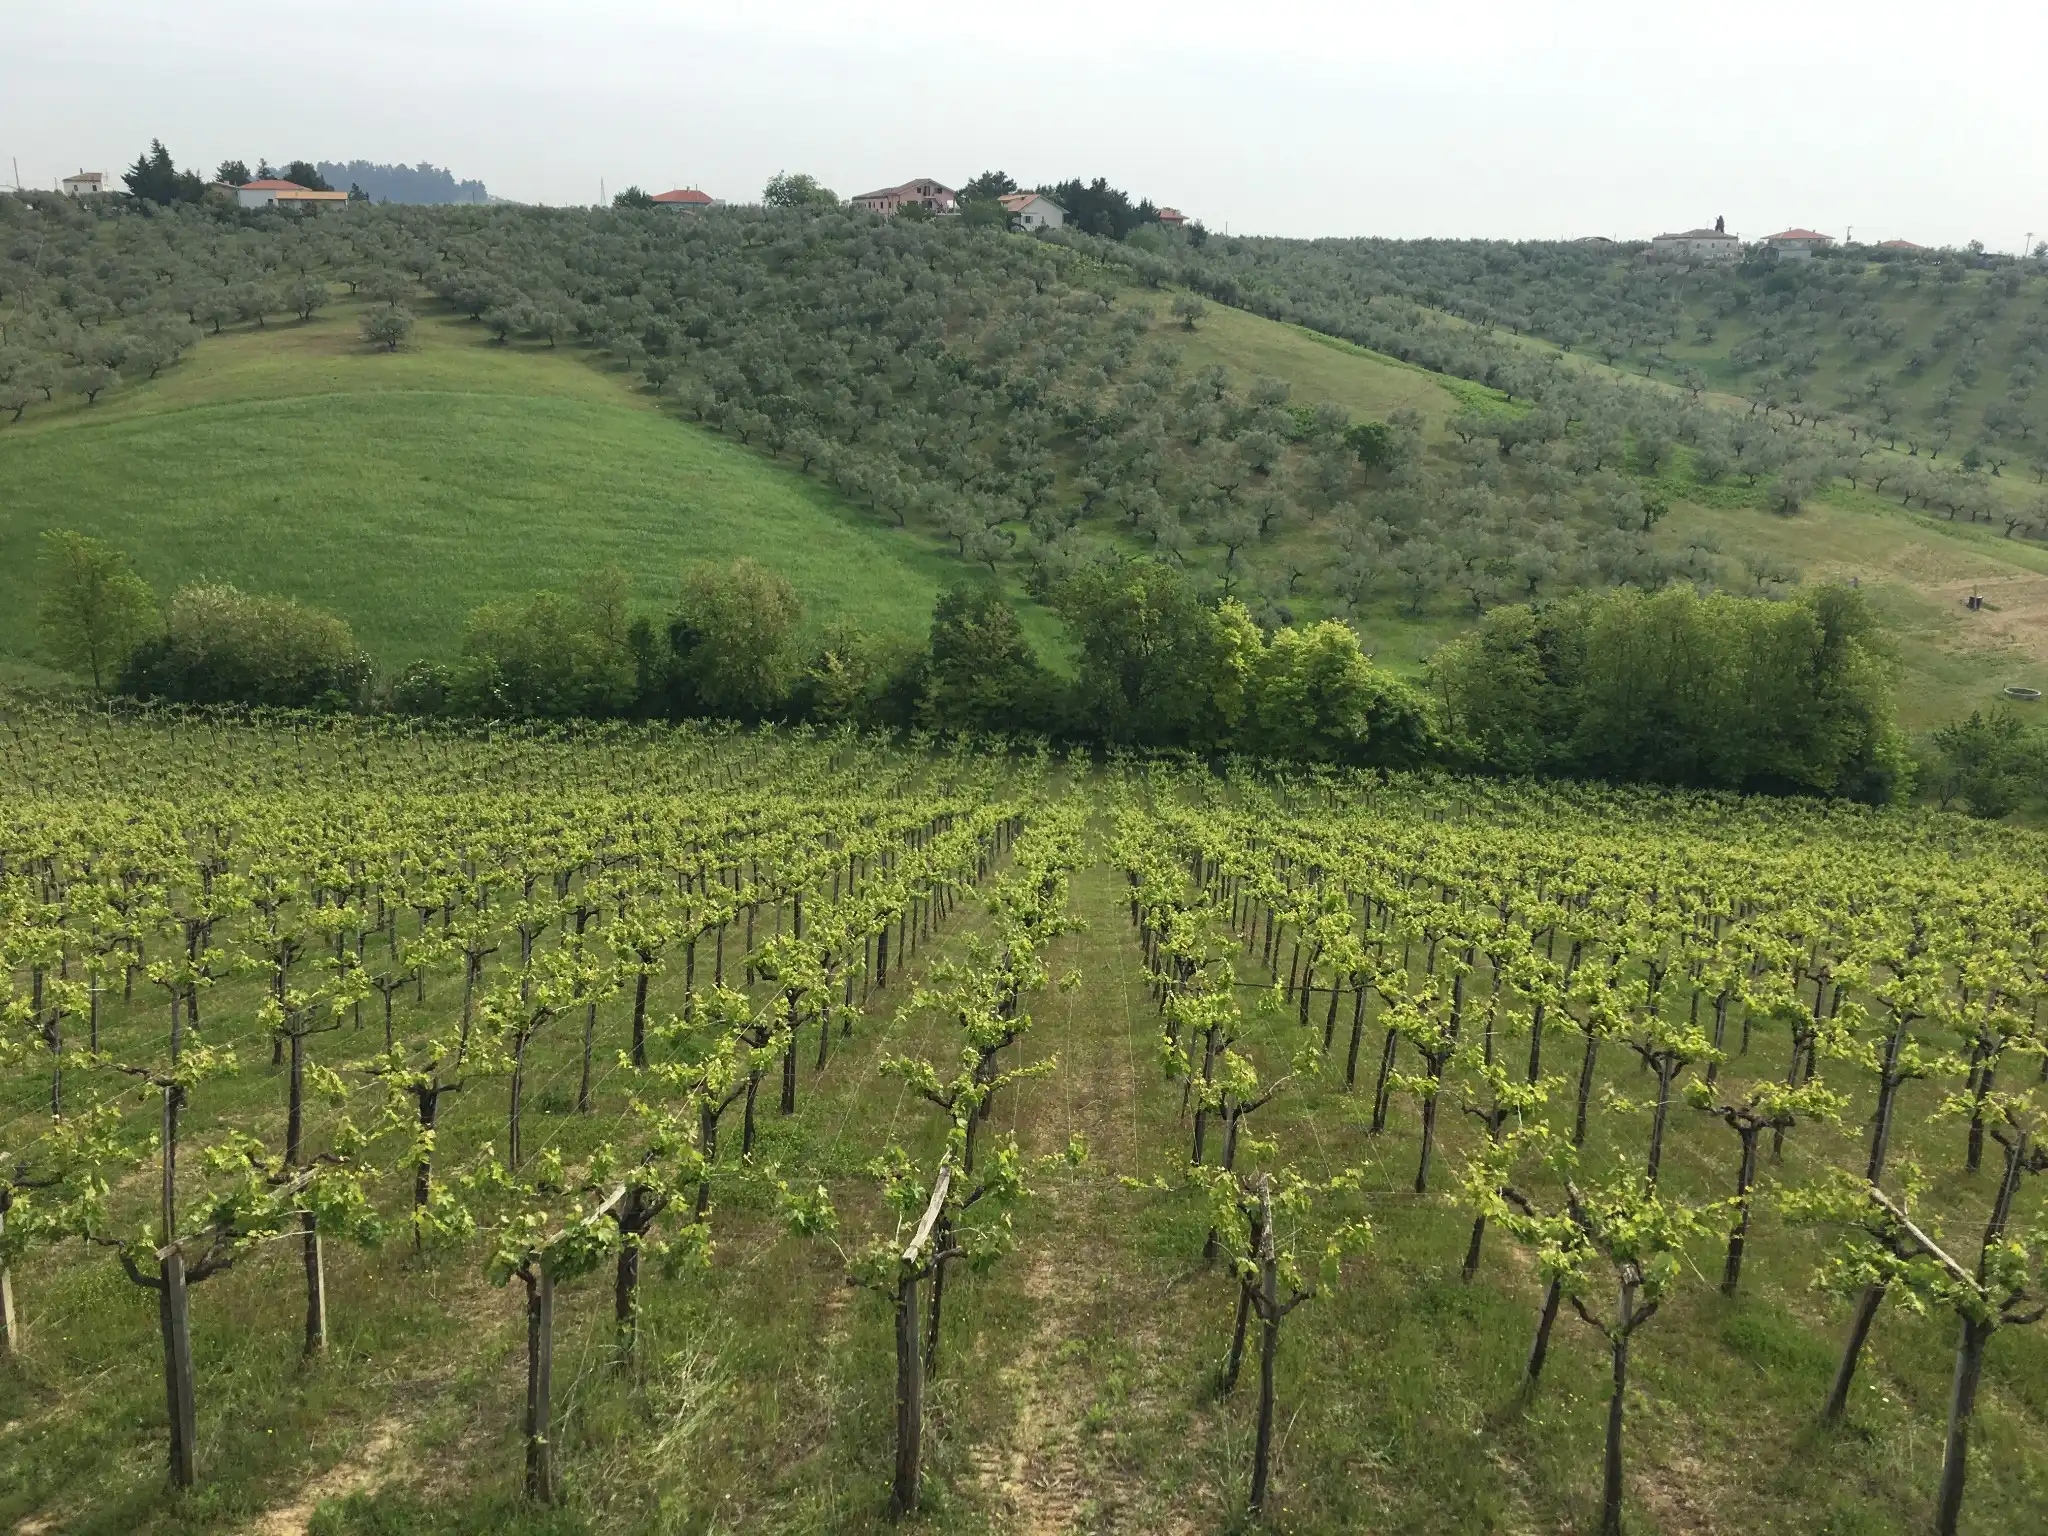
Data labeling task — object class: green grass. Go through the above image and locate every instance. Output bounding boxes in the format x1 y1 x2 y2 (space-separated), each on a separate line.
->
1144 294 1468 426
0 310 972 668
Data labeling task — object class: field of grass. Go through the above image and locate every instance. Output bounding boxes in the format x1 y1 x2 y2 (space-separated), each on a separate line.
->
1143 297 1472 427
4 828 2044 1536
0 309 973 670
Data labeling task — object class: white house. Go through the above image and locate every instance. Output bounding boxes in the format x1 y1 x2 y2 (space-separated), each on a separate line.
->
61 171 111 197
1650 224 1741 262
997 191 1064 230
850 178 955 215
1765 228 1834 261
236 178 349 210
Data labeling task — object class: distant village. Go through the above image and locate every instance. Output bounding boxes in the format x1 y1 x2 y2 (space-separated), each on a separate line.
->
51 167 1192 232
1633 217 1932 261
48 170 2002 260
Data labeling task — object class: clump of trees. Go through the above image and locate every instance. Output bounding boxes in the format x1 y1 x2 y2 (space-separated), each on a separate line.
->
1429 583 1908 800
118 584 371 709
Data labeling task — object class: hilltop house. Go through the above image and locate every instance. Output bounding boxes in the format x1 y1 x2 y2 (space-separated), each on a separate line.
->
851 178 955 216
1879 239 1924 251
61 171 112 197
1765 228 1834 260
997 191 1064 230
234 178 349 210
1650 221 1740 262
652 188 716 210
1156 207 1188 229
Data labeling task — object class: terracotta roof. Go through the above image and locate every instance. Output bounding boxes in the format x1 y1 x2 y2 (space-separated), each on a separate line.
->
275 189 348 200
1879 239 1923 249
240 179 307 191
1656 228 1736 240
653 188 713 204
853 179 952 201
1767 228 1832 241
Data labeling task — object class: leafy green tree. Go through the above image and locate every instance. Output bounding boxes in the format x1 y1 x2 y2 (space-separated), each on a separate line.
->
360 306 413 352
762 171 838 208
1244 620 1434 767
120 140 204 204
957 170 1018 203
918 585 1048 734
278 161 332 192
69 365 118 406
1055 561 1260 749
285 278 328 322
1171 293 1207 330
611 186 655 209
119 583 368 708
214 159 251 186
447 578 637 719
1922 707 2041 817
36 531 157 692
667 558 805 719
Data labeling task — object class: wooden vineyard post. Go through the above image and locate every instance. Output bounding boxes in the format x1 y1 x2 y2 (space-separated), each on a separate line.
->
301 1210 327 1357
160 1246 197 1489
0 1200 16 1358
893 1160 950 1518
525 1260 555 1503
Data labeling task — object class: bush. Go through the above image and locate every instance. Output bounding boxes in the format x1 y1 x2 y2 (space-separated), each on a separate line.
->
1430 584 1909 801
120 583 369 708
441 571 635 719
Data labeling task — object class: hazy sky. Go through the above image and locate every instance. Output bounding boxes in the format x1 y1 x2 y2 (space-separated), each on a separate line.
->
6 0 2043 248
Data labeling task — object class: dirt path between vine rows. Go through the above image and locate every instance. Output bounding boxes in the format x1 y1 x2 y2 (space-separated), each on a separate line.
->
966 864 1201 1536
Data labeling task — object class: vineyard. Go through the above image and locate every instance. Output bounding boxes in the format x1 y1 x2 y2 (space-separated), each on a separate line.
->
2 708 2047 1534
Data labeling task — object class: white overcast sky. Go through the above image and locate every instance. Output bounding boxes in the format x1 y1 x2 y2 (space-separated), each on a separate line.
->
4 0 2042 248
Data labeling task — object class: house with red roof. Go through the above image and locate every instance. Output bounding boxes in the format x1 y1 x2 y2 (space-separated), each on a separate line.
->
1764 228 1834 261
1156 207 1188 229
652 188 717 210
851 178 955 216
235 178 348 211
1878 239 1924 251
997 191 1064 230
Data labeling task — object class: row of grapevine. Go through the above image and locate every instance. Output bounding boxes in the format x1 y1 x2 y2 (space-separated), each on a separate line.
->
0 709 1077 1504
1112 763 2048 1534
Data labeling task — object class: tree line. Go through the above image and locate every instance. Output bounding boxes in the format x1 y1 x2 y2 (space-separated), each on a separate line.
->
36 529 1906 800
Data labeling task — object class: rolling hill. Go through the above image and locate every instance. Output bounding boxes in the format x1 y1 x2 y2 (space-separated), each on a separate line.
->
5 198 2048 735
0 311 976 674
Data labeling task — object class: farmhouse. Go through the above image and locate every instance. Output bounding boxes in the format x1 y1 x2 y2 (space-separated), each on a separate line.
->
851 178 955 216
997 192 1064 230
1765 228 1834 260
1649 223 1740 262
1879 239 1925 251
61 171 112 197
235 179 349 210
1156 207 1188 229
652 188 717 210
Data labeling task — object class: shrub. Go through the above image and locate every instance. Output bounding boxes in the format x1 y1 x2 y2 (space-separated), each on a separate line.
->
120 583 369 708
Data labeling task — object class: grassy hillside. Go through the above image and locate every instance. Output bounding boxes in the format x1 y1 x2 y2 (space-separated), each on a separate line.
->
0 310 976 671
5 198 2045 733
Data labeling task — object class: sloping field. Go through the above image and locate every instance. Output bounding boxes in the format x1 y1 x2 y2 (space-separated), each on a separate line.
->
0 313 965 667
